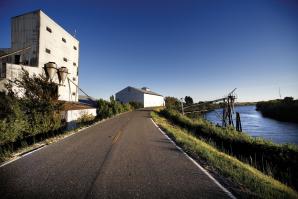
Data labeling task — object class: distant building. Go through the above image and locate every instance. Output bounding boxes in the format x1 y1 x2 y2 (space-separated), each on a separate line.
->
0 10 79 102
116 86 165 108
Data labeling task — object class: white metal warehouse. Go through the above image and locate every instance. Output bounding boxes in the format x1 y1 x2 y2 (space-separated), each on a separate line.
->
116 86 165 108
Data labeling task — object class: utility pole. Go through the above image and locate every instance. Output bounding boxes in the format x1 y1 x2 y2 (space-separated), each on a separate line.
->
180 98 184 115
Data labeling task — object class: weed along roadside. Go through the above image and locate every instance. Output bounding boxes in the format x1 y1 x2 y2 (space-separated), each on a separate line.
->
1 110 133 167
158 108 298 190
151 109 298 199
0 108 133 165
0 70 138 164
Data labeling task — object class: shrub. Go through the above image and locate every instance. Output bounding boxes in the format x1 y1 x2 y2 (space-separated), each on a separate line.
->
164 96 180 110
0 69 63 146
97 97 133 120
128 101 143 109
77 113 95 124
97 99 113 119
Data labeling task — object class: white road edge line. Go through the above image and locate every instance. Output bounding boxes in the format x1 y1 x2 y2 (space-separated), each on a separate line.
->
21 145 46 158
0 157 20 168
150 118 236 199
0 145 47 168
0 119 97 168
0 111 133 168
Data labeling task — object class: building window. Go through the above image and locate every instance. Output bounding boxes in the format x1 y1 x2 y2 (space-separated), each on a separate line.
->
46 26 52 33
45 48 51 54
62 38 66 43
63 57 68 62
77 68 79 76
73 46 77 50
73 62 76 66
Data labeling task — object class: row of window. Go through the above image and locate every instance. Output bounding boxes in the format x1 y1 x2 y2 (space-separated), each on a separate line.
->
45 48 77 67
46 26 77 50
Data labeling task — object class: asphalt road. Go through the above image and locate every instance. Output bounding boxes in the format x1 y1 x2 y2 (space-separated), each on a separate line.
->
0 109 232 199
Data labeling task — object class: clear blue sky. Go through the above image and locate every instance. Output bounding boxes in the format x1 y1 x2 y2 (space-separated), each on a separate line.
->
1 0 297 102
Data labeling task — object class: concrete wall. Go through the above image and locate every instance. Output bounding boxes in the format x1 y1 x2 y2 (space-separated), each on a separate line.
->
0 63 41 96
144 93 165 107
11 11 40 66
115 87 144 105
39 11 79 102
63 108 97 123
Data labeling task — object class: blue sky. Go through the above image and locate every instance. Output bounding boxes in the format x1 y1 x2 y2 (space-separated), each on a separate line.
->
1 0 297 102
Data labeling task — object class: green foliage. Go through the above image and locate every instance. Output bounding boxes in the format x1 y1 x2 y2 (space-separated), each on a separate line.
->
0 68 63 146
256 97 298 123
128 101 143 109
164 96 180 110
151 111 298 198
77 113 95 124
97 97 132 120
184 96 193 105
0 98 28 144
159 108 298 190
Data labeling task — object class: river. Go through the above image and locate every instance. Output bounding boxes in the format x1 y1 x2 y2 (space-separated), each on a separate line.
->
204 105 298 145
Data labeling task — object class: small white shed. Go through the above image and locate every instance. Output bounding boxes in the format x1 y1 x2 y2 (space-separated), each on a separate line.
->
115 86 165 108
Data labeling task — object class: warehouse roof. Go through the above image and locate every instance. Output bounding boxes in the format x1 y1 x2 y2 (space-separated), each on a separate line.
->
127 86 163 97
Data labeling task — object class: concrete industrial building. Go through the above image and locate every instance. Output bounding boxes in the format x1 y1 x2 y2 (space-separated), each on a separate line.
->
0 10 96 123
0 10 79 102
116 86 165 108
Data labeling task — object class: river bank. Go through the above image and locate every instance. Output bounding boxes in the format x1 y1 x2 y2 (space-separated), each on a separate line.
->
205 105 298 144
256 98 298 123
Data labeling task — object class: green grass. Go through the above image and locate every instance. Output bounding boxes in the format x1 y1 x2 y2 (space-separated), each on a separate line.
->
151 110 298 199
158 108 298 190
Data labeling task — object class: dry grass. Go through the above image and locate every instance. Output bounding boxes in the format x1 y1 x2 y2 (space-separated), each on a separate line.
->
151 110 298 199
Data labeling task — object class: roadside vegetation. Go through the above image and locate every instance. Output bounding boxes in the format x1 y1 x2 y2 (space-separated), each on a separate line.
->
256 97 298 123
0 69 138 163
0 69 63 149
97 96 142 120
158 108 298 191
151 110 298 198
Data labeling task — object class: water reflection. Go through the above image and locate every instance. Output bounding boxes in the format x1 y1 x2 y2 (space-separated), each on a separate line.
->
205 105 298 144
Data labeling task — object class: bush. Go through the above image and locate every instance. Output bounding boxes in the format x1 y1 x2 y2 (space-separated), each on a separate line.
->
77 113 95 124
0 69 63 146
97 96 133 120
128 101 143 109
164 96 180 110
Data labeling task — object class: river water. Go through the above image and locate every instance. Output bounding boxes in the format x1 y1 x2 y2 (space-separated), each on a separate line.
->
204 105 298 145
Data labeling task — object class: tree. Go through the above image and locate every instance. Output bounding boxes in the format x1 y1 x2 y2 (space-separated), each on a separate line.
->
165 96 180 110
0 68 64 144
283 97 294 104
184 96 193 105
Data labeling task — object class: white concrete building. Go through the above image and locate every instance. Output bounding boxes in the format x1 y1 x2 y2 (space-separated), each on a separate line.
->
0 10 79 102
116 86 165 108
